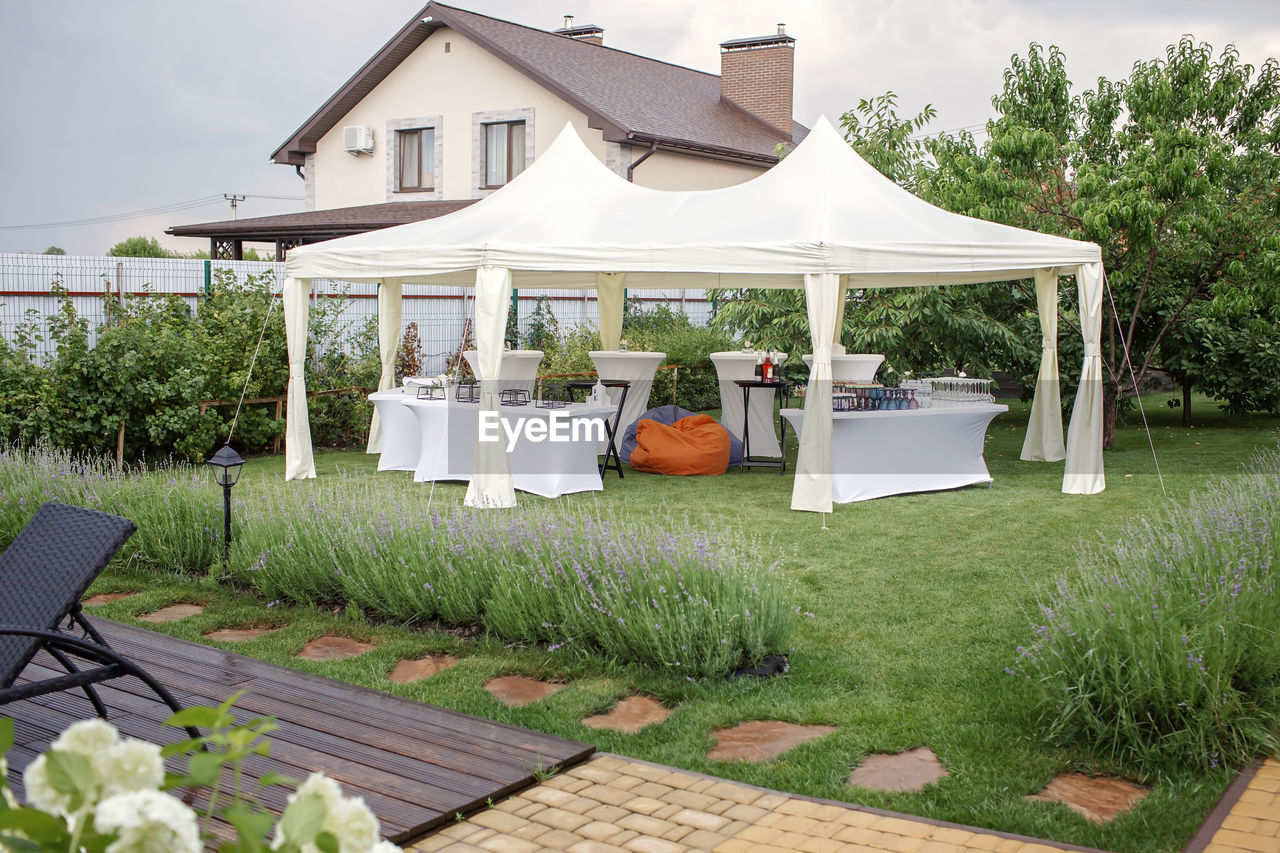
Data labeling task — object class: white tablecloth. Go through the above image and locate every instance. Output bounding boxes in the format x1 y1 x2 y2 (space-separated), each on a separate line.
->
588 350 665 443
369 387 422 471
401 397 617 497
780 404 1007 502
709 352 787 458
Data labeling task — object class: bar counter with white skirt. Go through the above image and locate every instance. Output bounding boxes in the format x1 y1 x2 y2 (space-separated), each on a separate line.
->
781 404 1008 502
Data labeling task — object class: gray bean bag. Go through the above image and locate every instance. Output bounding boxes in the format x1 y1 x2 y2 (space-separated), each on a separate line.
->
621 405 742 466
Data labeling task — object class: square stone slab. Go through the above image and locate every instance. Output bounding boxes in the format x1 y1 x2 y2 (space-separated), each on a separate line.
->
138 604 205 623
297 636 375 661
388 655 460 684
848 746 950 793
581 695 670 733
707 720 836 762
82 593 135 607
1027 773 1149 824
205 627 279 643
485 675 565 707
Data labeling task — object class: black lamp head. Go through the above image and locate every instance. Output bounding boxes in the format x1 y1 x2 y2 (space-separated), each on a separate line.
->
208 443 245 487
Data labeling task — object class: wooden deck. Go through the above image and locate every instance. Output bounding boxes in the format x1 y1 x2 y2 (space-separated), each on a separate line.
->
4 619 595 845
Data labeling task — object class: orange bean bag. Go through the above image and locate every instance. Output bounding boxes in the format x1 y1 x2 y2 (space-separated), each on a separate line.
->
630 414 731 476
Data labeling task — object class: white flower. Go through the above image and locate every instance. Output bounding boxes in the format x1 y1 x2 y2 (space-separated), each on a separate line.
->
94 790 201 853
22 754 70 815
325 795 380 851
273 773 389 853
101 740 164 797
52 719 120 757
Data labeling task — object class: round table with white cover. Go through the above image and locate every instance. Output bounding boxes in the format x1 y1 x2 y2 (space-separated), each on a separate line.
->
780 404 1007 502
368 386 423 471
709 352 788 458
587 350 665 440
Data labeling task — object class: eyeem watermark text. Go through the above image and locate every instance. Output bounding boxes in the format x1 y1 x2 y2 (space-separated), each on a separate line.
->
479 412 607 452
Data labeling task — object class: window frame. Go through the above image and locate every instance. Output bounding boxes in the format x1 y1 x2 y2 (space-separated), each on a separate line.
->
395 127 435 193
481 120 527 189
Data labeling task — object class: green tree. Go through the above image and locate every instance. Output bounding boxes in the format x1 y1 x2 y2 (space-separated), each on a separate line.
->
107 235 176 257
41 245 65 255
920 38 1280 442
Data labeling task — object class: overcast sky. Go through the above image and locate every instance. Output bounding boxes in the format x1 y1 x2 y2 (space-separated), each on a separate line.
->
2 1 1276 256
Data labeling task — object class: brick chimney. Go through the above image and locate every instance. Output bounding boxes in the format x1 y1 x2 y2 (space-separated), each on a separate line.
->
719 24 794 134
554 14 604 45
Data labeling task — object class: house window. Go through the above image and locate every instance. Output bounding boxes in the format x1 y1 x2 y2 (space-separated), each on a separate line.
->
483 121 526 187
396 128 435 192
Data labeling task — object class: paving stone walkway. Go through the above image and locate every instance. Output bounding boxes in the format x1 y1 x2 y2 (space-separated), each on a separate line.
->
1201 757 1280 853
404 754 1103 853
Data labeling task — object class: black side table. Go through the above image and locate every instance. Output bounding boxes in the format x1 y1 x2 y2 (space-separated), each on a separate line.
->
564 379 631 478
733 380 789 474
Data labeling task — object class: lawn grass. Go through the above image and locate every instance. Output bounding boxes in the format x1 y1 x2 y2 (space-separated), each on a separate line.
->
83 393 1280 852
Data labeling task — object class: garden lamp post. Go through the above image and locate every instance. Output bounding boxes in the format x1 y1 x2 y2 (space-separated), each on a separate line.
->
207 444 244 562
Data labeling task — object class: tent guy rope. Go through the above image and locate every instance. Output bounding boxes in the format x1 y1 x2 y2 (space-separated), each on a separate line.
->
1104 272 1166 497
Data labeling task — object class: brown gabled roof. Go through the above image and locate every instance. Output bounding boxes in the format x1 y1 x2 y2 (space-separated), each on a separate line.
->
271 2 805 168
166 199 477 242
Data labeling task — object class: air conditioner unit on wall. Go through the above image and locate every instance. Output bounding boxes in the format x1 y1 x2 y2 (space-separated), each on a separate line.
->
343 125 374 155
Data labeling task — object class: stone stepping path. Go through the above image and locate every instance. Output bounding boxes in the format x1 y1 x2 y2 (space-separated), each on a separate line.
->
1027 773 1148 824
485 675 564 707
581 695 670 733
707 720 836 762
138 603 205 623
205 627 279 643
388 655 459 684
848 746 950 793
296 636 374 661
81 593 135 607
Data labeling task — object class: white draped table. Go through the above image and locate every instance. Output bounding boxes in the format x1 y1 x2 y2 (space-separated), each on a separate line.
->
780 404 1008 502
402 397 617 497
710 352 787 458
588 350 665 440
369 387 423 471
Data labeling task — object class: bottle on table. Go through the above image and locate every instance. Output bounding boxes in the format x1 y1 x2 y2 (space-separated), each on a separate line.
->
755 352 765 381
762 354 774 383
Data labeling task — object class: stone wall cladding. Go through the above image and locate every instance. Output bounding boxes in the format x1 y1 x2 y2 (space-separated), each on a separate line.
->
471 107 536 197
720 45 794 134
385 115 444 201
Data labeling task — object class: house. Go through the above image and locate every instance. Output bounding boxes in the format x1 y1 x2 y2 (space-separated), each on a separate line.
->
169 2 806 260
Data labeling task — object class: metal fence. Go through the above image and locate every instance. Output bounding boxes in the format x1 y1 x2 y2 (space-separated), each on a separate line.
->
0 253 712 363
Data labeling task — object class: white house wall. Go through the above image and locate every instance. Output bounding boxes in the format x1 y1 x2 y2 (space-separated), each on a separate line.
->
313 26 608 209
311 26 770 208
625 148 767 190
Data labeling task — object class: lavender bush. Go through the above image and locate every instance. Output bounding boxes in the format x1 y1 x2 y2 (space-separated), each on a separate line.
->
0 446 795 677
1013 443 1280 771
228 488 794 677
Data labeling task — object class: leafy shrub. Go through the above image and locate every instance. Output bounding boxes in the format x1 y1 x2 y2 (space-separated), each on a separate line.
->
1013 443 1280 771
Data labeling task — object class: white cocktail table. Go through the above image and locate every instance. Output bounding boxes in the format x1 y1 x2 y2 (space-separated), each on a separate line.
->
709 352 788 458
588 350 665 440
781 404 1007 502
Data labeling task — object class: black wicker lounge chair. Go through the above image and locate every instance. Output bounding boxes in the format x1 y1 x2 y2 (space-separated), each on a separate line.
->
0 503 200 739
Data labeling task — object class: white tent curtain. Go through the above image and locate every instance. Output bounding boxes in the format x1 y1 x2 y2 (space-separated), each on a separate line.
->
1063 262 1106 494
596 272 625 350
283 276 316 481
832 276 849 355
464 265 517 508
791 272 839 513
366 278 404 454
1020 267 1066 462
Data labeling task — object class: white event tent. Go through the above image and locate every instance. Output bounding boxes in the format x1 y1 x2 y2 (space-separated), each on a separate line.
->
283 117 1106 512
